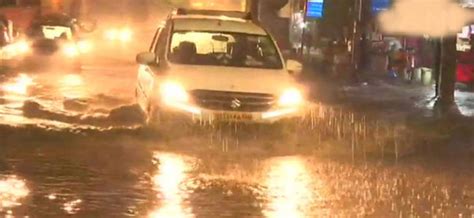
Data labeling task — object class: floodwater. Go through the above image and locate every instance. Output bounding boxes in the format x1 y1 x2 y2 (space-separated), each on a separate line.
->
0 21 473 218
1 142 473 217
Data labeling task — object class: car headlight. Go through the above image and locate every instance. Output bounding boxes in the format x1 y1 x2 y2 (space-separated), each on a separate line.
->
63 44 79 57
160 81 189 105
77 40 92 53
15 41 30 54
4 41 30 55
119 28 132 42
105 29 119 40
105 28 132 42
278 88 303 107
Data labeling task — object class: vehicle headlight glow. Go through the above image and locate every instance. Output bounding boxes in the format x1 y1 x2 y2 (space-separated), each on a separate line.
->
119 28 132 42
63 44 79 57
279 88 303 107
105 29 118 40
105 28 133 42
4 41 30 56
77 40 92 53
15 41 30 54
160 81 189 105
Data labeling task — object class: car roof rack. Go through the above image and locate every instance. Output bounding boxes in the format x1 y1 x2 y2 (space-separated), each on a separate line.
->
174 8 253 20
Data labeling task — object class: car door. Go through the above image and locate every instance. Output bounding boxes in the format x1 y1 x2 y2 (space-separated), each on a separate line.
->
137 26 162 112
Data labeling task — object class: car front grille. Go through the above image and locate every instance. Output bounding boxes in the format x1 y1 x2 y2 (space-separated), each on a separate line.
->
190 89 276 112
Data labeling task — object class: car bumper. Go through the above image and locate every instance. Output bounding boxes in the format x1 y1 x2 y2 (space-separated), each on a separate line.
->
162 101 305 124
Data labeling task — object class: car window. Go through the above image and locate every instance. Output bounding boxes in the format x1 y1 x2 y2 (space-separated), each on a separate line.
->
149 27 161 52
167 31 283 69
154 22 171 57
28 25 73 40
41 26 73 40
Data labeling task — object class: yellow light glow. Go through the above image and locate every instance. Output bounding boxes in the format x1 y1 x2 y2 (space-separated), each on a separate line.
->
160 81 189 105
77 40 92 53
1 74 34 95
16 41 30 54
279 88 303 107
105 28 132 42
63 44 79 57
59 74 85 99
61 74 83 86
191 2 204 8
169 102 202 115
105 29 118 40
3 41 30 56
263 157 315 218
149 153 193 218
262 108 298 120
119 28 133 42
63 199 82 214
0 176 29 210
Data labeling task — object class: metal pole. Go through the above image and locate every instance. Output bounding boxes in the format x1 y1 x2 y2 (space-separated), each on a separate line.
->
300 0 307 58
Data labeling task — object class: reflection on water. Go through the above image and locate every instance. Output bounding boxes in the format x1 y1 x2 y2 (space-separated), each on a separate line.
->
0 176 29 212
0 74 35 125
1 74 34 96
263 156 318 218
59 74 86 99
63 199 82 214
149 153 194 218
455 91 474 116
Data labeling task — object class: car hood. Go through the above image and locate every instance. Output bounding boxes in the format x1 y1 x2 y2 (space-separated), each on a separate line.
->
165 64 298 95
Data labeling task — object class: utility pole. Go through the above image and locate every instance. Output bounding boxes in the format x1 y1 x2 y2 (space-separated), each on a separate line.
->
300 0 307 58
351 0 370 80
436 36 457 108
433 39 442 97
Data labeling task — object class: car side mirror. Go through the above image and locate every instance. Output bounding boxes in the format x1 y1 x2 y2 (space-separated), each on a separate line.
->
286 59 303 76
136 52 158 65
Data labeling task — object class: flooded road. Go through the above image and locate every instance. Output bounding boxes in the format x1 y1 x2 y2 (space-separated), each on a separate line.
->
0 35 473 218
1 142 473 217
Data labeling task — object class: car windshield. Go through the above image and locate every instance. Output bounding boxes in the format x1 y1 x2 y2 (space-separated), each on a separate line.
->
168 31 283 69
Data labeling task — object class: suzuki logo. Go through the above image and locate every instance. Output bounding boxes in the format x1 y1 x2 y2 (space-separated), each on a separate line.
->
230 98 241 109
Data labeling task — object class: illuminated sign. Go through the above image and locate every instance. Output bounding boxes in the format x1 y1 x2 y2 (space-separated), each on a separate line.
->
306 0 324 19
372 0 391 14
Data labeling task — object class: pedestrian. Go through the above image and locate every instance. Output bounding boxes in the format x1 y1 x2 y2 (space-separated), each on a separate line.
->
387 44 398 78
393 48 408 78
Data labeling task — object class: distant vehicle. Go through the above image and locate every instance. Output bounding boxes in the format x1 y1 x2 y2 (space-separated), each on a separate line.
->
135 9 305 126
19 13 91 72
103 25 133 43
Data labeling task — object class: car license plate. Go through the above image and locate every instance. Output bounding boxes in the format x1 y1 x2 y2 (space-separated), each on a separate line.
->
214 113 253 121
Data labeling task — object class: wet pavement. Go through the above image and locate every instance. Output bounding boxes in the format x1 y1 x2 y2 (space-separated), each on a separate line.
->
0 34 473 218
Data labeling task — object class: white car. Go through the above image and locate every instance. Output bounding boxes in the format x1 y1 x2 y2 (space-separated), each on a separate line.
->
135 9 306 125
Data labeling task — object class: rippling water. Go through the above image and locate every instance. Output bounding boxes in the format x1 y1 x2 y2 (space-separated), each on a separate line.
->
1 141 472 217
